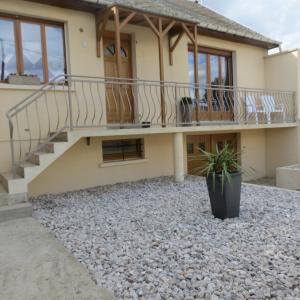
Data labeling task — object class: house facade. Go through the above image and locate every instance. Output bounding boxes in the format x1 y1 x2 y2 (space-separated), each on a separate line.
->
0 0 298 206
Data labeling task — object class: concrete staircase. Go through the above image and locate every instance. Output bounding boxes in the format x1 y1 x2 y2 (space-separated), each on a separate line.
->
0 131 80 222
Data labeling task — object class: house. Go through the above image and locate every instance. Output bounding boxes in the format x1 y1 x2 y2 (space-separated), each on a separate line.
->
0 0 297 218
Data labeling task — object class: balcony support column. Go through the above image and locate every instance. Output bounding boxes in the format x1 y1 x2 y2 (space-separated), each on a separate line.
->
173 132 185 183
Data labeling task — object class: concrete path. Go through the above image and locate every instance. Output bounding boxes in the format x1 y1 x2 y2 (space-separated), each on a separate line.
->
0 217 115 300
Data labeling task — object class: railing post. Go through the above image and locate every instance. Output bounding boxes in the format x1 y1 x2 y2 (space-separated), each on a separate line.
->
174 83 178 126
67 76 73 130
8 119 16 179
293 92 297 122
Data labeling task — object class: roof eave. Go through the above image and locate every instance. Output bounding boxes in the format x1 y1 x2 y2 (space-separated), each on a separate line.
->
197 26 280 50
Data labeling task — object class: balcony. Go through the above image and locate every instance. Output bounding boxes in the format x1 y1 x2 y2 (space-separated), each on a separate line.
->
6 75 297 172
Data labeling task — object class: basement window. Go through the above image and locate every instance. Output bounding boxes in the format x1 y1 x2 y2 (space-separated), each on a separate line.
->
102 139 144 162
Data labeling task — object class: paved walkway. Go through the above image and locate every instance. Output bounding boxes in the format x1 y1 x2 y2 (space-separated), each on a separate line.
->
0 217 115 300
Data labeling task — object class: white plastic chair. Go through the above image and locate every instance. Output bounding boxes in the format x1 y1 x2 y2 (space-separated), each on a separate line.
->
260 95 286 124
245 95 265 124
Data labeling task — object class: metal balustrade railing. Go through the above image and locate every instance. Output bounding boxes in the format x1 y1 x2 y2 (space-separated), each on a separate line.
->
6 74 296 178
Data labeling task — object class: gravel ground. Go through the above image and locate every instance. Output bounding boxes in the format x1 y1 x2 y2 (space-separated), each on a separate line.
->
33 177 300 300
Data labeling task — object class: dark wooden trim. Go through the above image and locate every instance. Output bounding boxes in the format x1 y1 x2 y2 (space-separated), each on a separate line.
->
188 44 232 57
0 12 64 27
14 20 24 76
40 24 49 83
24 0 105 13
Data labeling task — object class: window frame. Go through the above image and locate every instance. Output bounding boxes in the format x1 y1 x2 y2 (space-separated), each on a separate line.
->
0 13 66 83
102 138 145 163
188 44 233 87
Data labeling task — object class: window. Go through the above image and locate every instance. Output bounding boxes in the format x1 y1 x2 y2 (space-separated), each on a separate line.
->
102 139 144 162
103 43 128 58
0 15 66 83
188 46 233 112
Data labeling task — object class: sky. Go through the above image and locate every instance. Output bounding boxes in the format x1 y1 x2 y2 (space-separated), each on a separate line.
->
199 0 300 51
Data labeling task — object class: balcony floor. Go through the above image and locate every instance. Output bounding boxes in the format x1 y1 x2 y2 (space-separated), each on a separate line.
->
71 122 298 138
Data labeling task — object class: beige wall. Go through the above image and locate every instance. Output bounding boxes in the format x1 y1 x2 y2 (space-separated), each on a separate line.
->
265 127 299 177
28 134 174 196
240 129 266 180
264 50 298 92
264 50 300 169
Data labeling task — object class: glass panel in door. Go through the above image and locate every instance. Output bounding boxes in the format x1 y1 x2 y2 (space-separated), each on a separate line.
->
210 55 221 115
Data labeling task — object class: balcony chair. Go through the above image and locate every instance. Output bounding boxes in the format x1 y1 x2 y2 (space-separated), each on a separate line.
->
260 95 286 124
245 95 266 124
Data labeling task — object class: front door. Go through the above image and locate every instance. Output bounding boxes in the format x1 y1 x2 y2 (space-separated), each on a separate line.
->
103 32 134 124
187 133 237 175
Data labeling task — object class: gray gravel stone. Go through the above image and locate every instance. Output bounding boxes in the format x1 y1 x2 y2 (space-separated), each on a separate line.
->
32 176 300 300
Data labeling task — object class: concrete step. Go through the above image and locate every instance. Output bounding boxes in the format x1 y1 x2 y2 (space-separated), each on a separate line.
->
50 131 68 142
41 141 69 153
0 203 32 223
27 152 54 165
0 172 27 194
17 162 39 178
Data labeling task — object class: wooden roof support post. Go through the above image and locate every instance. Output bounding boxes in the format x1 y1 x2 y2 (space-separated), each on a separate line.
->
95 8 111 57
193 25 200 123
182 23 200 123
113 6 123 125
158 17 166 127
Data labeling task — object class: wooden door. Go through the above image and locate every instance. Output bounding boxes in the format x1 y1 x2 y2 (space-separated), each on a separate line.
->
190 47 233 122
187 135 211 175
187 133 237 175
211 133 237 152
103 32 134 124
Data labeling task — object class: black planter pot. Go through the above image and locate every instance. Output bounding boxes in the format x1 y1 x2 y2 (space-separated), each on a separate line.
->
206 172 242 219
180 102 194 126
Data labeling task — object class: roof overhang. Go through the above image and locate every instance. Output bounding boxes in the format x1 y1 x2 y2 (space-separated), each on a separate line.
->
197 27 280 50
24 0 280 50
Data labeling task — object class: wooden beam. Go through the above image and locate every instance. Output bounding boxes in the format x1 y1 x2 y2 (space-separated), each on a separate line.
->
120 12 136 30
193 25 200 123
168 30 184 65
162 20 176 37
95 8 111 57
113 6 123 125
181 23 195 44
158 17 166 126
143 14 159 37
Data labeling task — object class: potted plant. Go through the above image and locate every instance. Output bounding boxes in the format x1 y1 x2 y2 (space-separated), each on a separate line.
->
180 97 194 126
200 144 243 219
